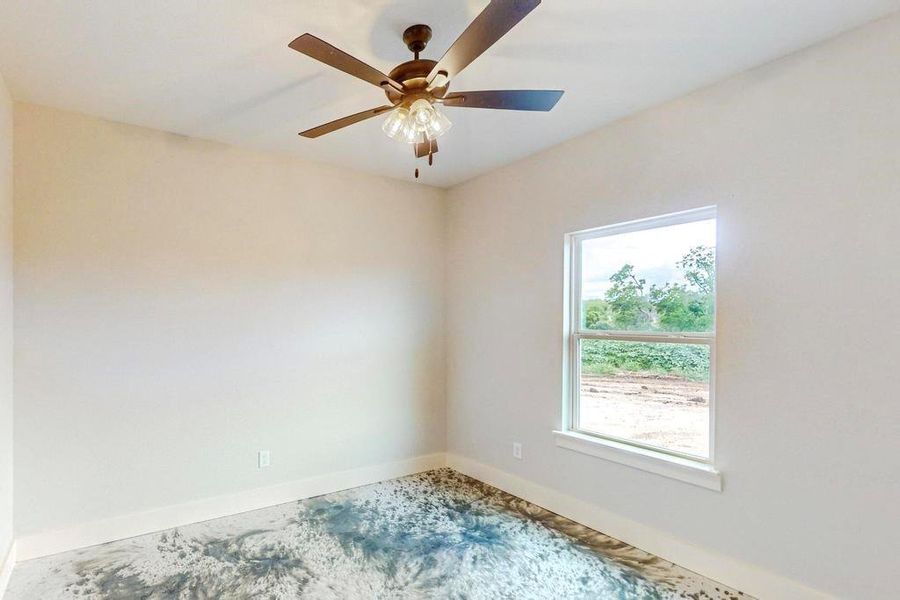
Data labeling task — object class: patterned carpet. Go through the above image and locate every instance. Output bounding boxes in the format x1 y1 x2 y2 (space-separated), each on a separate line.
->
6 469 747 599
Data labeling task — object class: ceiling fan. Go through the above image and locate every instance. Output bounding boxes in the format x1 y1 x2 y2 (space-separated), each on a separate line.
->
288 0 563 178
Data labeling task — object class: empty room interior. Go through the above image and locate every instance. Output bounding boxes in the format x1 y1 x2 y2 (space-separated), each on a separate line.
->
0 1 898 598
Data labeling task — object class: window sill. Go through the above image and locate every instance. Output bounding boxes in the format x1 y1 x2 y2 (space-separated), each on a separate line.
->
552 430 722 491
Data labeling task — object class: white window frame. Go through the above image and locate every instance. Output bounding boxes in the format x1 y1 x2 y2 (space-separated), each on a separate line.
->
556 206 722 491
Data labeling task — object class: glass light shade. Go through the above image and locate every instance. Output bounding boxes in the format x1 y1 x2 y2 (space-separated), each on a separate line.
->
424 106 452 140
399 119 421 144
381 107 409 139
409 99 435 126
383 99 451 145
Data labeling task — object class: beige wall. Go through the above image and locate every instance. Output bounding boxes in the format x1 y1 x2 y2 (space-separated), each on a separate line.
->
446 13 900 600
0 73 13 566
13 104 447 536
6 11 900 599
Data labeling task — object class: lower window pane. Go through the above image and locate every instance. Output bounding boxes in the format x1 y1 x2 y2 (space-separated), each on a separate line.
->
578 339 710 458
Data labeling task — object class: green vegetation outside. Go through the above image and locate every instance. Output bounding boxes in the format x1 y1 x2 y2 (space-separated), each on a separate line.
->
581 246 714 381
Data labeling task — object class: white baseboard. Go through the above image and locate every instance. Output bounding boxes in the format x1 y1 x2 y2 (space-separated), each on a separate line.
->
446 453 833 600
11 452 833 600
16 453 446 562
0 541 15 600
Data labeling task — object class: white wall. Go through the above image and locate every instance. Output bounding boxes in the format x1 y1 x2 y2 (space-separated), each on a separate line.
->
446 13 900 600
13 104 446 537
0 73 14 568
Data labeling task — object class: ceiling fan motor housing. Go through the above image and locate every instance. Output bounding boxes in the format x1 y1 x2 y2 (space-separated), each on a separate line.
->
384 25 449 104
385 59 443 104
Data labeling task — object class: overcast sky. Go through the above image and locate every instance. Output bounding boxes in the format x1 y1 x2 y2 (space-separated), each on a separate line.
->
581 219 716 300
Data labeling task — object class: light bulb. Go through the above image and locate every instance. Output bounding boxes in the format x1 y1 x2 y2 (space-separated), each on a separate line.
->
409 98 435 127
381 107 409 139
424 105 452 140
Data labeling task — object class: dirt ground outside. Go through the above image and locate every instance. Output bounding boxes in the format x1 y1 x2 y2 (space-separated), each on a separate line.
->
578 372 709 457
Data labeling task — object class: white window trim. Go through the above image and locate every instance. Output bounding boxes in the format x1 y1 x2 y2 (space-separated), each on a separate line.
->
559 206 721 491
553 430 722 491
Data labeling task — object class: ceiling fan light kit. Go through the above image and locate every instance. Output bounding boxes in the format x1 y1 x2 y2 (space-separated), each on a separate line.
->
289 0 563 179
382 98 452 143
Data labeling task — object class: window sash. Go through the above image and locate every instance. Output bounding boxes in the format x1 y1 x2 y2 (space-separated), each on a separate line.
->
569 206 717 339
567 336 714 463
574 330 713 343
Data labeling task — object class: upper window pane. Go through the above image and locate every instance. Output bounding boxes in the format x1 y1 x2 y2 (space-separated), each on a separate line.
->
580 217 716 333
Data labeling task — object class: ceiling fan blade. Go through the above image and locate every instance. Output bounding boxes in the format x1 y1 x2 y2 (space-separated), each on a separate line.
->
441 89 563 111
427 0 541 85
415 138 439 158
289 34 404 93
299 105 395 138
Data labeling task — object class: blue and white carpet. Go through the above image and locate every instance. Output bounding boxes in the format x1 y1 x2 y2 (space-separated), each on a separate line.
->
7 469 747 599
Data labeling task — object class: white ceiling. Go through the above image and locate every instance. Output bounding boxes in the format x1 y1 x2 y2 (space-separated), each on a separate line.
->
1 1 898 188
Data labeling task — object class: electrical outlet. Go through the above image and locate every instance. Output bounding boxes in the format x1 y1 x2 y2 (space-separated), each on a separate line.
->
258 450 271 468
512 442 523 460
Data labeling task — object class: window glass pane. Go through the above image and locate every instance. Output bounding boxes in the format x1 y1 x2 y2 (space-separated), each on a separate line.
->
580 218 716 332
578 339 710 458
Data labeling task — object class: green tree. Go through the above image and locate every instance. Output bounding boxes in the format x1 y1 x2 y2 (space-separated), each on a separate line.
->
679 246 715 294
650 283 714 332
604 265 654 330
650 245 715 332
582 298 612 330
598 246 715 333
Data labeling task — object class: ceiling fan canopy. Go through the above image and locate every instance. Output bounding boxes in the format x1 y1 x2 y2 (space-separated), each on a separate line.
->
288 0 564 176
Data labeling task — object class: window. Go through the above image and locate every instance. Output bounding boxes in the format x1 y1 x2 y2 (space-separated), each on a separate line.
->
563 207 717 469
